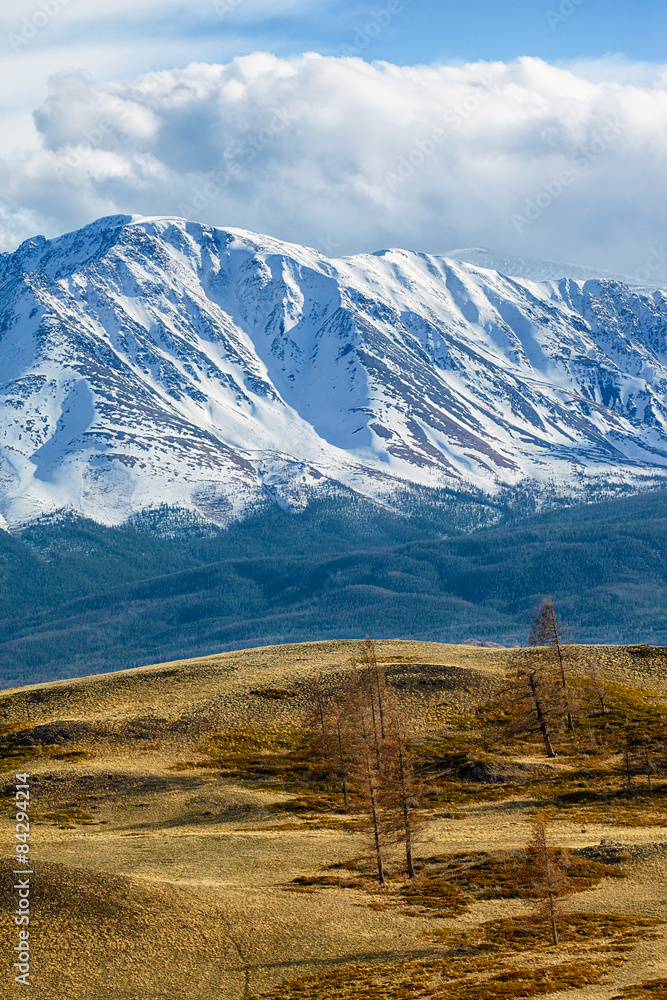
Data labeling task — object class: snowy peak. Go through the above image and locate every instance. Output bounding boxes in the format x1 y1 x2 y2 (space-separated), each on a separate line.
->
1 216 667 527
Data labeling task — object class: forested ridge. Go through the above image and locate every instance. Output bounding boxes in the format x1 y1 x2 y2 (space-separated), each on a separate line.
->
0 489 665 688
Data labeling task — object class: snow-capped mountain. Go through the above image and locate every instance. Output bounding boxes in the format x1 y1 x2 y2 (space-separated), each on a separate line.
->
1 214 666 528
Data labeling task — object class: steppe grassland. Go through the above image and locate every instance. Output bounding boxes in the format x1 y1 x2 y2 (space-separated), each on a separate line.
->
0 640 666 1000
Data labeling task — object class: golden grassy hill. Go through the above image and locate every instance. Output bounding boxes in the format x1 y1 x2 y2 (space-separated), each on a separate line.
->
1 639 667 1000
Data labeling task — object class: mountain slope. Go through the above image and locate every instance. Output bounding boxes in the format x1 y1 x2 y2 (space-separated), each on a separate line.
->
1 215 667 527
1 490 665 688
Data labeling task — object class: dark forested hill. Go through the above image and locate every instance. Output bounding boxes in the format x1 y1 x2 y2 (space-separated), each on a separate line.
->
1 489 666 688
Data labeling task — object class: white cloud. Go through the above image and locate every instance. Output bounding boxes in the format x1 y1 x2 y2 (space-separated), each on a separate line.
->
2 53 667 278
560 55 666 87
0 0 329 153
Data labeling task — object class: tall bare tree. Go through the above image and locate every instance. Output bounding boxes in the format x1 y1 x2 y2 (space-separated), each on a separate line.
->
356 705 386 885
313 681 332 758
305 680 338 782
585 655 608 716
378 706 421 878
620 720 658 796
517 819 567 946
362 635 387 740
335 713 350 809
316 641 423 884
623 720 636 795
501 653 565 758
529 598 575 732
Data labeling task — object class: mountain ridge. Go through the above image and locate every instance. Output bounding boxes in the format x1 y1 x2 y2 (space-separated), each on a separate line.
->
1 488 665 688
1 214 667 528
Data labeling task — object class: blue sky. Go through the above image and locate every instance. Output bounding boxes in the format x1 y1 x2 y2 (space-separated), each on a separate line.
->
3 0 665 102
9 0 666 62
207 0 667 66
1 0 666 275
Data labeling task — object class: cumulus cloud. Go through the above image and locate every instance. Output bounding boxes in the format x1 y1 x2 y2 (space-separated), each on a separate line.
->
1 53 667 277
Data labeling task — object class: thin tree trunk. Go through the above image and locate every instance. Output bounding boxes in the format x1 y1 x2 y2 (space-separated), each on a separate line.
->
315 685 332 767
625 742 633 794
537 822 559 946
373 657 386 739
369 780 385 885
336 719 349 809
395 717 415 877
644 748 653 794
528 671 556 758
589 661 607 715
367 675 381 768
548 891 559 946
555 642 574 732
360 711 385 885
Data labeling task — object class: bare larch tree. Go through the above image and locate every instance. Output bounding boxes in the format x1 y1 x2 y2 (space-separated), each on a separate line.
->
378 705 421 878
585 655 608 716
334 638 421 882
529 597 575 732
517 819 568 946
501 653 565 758
355 701 386 885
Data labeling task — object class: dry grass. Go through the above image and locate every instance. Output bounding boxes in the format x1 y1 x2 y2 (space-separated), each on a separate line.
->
252 911 663 999
286 848 625 920
430 911 663 955
30 807 99 829
612 980 667 999
251 958 609 1000
0 858 245 999
1 639 666 999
